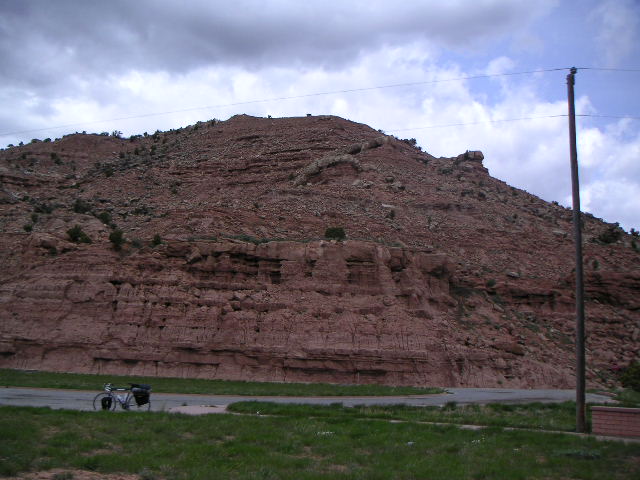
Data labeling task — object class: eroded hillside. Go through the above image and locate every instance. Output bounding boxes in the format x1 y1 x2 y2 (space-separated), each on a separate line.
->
0 114 638 388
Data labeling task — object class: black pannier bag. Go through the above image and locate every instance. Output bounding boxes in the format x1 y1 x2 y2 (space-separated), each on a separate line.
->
101 396 112 410
132 386 151 406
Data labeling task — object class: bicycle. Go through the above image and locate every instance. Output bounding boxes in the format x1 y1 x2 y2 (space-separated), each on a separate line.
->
93 383 152 411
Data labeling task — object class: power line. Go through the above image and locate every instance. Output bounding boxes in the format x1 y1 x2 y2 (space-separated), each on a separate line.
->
0 68 570 137
578 114 640 120
577 67 640 72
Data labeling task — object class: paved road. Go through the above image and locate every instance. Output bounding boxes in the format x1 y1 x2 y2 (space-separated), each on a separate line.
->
0 386 614 412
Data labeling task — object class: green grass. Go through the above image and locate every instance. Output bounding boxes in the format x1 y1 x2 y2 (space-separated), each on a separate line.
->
0 368 442 396
1 406 638 479
227 401 586 433
615 388 640 407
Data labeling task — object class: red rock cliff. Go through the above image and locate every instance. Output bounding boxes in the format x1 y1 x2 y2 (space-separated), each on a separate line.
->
0 114 637 387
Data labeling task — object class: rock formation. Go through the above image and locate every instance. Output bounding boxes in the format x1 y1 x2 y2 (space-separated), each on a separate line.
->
0 114 638 388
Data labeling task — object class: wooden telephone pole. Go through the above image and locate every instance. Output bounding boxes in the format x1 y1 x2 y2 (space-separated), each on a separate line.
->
567 67 586 433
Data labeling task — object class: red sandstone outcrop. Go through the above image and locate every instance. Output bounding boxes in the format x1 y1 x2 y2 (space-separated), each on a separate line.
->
0 114 637 388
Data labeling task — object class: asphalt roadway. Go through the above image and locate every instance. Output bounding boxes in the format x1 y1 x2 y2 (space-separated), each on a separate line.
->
0 386 614 412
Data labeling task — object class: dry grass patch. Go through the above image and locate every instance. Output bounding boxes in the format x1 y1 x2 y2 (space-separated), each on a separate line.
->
1 469 141 480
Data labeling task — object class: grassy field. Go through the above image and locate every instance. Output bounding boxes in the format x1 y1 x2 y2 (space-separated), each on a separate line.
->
0 369 443 397
1 405 638 480
228 400 588 433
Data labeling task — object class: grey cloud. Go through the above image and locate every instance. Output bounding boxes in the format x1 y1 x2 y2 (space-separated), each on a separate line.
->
1 0 553 93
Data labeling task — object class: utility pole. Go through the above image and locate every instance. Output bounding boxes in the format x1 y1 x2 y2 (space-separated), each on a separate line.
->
567 67 586 433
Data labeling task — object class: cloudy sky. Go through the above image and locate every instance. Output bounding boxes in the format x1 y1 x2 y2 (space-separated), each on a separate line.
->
1 0 639 231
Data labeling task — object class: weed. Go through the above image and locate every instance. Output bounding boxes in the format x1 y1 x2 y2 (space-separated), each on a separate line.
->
597 224 623 244
620 361 640 391
67 225 91 244
72 198 91 214
324 226 346 241
96 211 112 225
443 401 458 411
33 202 54 214
109 229 125 251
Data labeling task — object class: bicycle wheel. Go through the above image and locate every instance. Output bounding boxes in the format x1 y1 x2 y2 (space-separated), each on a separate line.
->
125 394 151 412
93 393 116 411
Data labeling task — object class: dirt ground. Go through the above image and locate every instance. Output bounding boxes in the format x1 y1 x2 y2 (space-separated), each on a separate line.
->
1 470 142 480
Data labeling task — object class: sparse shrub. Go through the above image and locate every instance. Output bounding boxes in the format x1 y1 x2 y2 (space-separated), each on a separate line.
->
620 361 640 391
597 224 623 244
51 152 62 165
96 211 112 225
111 130 122 138
67 225 91 244
133 205 150 215
631 228 639 237
23 224 33 232
34 202 53 214
109 229 125 251
119 152 125 159
632 240 639 252
151 234 162 247
73 198 91 214
31 213 38 223
324 227 346 241
486 279 496 288
131 238 143 249
103 166 114 177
